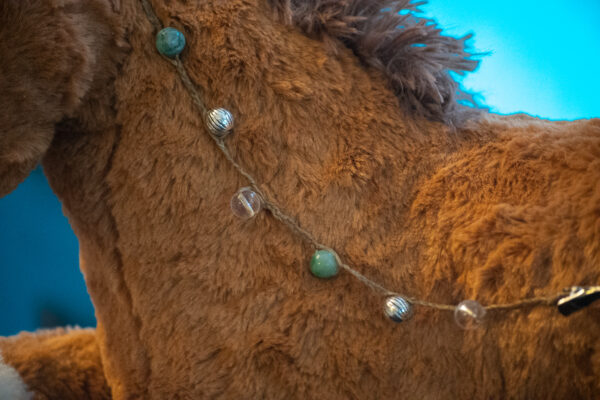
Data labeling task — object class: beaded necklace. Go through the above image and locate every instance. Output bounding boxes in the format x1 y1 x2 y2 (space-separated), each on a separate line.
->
141 0 600 329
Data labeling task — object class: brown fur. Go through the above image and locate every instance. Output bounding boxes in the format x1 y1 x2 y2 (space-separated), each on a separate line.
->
0 0 126 196
1 0 599 399
0 328 110 399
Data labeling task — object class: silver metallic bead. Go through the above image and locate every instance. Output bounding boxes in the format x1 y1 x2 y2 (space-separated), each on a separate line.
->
206 108 234 138
384 296 413 322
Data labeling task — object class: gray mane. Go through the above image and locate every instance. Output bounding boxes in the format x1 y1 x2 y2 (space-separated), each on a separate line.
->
271 0 481 124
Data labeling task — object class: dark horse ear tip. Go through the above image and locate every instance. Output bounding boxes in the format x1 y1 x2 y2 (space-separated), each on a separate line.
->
557 286 600 316
0 159 38 198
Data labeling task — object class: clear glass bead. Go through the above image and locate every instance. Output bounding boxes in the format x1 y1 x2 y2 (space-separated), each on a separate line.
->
230 187 261 219
454 300 486 329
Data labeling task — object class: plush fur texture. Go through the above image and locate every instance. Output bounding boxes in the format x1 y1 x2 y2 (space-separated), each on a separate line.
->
0 354 32 400
1 0 599 399
0 329 110 400
0 0 126 196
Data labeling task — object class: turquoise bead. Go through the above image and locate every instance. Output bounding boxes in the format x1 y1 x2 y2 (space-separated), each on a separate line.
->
310 250 339 279
156 27 186 58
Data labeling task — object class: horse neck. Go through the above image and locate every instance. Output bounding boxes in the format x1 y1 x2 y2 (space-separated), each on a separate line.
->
38 3 491 393
43 0 479 274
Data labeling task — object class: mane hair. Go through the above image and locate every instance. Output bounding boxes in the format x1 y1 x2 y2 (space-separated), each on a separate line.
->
271 0 481 124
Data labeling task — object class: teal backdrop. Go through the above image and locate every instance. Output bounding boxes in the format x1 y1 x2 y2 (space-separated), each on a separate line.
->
1 0 599 335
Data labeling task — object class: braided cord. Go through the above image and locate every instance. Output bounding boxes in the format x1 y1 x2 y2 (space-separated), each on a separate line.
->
139 0 566 313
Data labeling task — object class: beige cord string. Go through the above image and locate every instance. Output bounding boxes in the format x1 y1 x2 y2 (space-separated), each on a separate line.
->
140 0 567 313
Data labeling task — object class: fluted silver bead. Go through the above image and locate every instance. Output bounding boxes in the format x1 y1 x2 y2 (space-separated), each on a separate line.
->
206 108 234 138
384 296 413 322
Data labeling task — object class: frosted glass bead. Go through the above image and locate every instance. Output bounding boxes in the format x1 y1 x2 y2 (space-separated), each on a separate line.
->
384 296 413 322
156 27 186 58
310 250 338 279
230 187 261 219
454 300 486 329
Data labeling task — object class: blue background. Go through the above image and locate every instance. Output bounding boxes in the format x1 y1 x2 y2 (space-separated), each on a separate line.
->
1 0 599 336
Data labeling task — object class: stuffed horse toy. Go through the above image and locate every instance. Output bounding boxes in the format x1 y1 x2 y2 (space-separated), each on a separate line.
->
1 0 599 398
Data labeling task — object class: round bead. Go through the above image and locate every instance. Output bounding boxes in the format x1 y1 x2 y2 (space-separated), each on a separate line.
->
230 187 262 219
206 108 234 138
310 250 339 279
156 27 186 58
384 296 413 322
454 300 486 329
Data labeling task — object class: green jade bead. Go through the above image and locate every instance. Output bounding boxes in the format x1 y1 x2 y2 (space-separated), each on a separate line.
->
310 250 339 279
156 27 186 58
